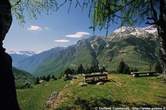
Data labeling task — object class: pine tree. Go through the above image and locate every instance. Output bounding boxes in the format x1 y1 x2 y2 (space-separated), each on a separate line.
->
117 60 125 73
46 75 51 81
117 60 130 74
77 64 85 74
42 76 47 81
51 75 57 80
100 66 107 73
123 64 130 74
85 67 91 74
64 68 73 80
154 62 162 73
35 77 40 84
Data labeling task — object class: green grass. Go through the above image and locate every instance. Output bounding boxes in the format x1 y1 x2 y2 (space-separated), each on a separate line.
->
17 74 166 110
57 74 166 109
17 79 67 110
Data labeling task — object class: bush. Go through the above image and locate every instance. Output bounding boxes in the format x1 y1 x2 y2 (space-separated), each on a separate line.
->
51 75 57 80
154 62 162 73
117 60 130 74
35 77 40 84
77 64 85 74
123 65 130 74
41 76 47 81
100 66 107 73
45 75 51 82
64 68 73 80
117 60 125 73
74 97 91 110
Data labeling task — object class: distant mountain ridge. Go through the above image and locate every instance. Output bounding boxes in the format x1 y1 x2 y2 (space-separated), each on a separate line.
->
10 51 36 66
9 50 36 56
11 26 159 77
11 47 65 74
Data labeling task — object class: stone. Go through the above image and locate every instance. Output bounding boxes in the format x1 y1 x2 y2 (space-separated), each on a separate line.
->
96 82 104 85
79 82 87 87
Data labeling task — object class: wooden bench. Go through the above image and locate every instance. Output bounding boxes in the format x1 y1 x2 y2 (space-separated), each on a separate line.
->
131 71 157 77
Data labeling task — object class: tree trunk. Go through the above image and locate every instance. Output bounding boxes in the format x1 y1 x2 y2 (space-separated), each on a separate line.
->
158 0 166 78
0 0 20 109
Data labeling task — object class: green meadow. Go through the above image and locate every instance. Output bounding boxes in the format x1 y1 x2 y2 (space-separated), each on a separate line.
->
17 74 166 110
17 80 67 110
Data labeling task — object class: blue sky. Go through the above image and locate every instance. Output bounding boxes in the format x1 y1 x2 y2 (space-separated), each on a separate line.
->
4 4 119 53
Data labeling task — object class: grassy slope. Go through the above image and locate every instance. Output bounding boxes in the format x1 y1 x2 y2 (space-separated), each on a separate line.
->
17 74 166 110
17 80 67 110
57 74 166 109
13 67 35 88
97 38 159 72
35 41 96 77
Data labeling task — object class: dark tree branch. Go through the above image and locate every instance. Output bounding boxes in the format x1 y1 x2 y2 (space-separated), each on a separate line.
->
13 0 22 7
150 0 158 23
58 0 67 9
75 0 81 8
105 0 135 18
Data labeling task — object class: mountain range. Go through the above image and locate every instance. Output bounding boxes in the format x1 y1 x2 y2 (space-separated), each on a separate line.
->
10 26 159 77
9 51 36 66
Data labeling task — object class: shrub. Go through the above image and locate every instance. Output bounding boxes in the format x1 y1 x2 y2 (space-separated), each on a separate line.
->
154 62 162 73
35 77 40 84
117 60 130 74
51 75 57 80
117 60 125 73
45 75 51 82
77 64 85 74
100 66 107 73
64 68 73 80
123 64 130 74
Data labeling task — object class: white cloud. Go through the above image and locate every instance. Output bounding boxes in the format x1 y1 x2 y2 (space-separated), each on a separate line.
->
54 39 70 43
66 32 90 38
28 25 42 31
27 25 49 31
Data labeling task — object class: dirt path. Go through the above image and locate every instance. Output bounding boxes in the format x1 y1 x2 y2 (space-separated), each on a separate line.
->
46 79 79 110
46 76 84 109
52 84 70 109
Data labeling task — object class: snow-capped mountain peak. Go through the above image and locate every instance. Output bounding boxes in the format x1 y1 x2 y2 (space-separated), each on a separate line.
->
108 25 158 41
113 26 135 33
142 25 157 33
113 25 157 34
8 50 36 56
